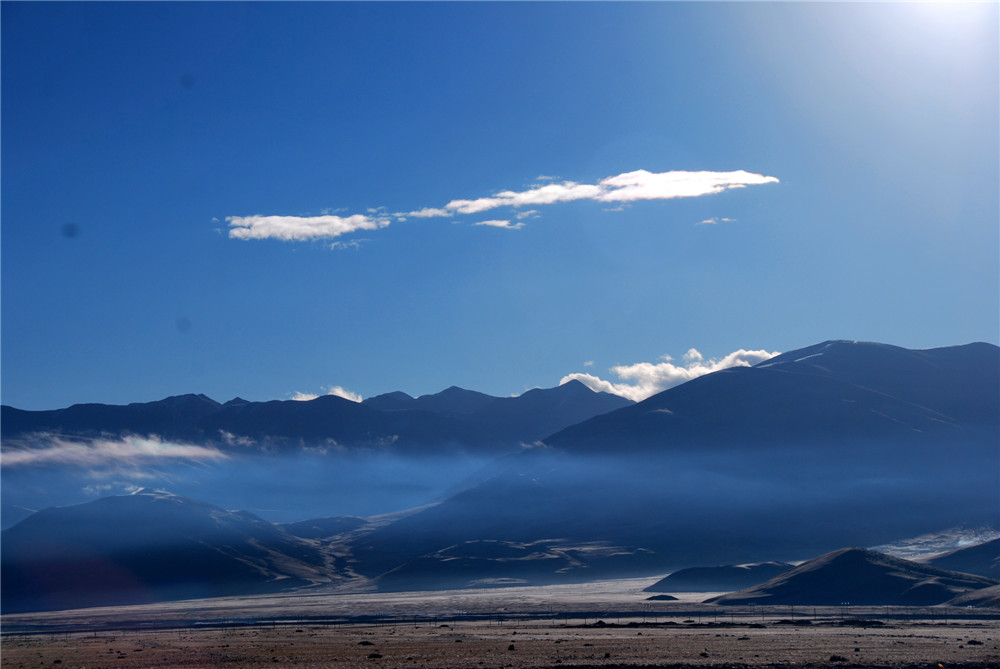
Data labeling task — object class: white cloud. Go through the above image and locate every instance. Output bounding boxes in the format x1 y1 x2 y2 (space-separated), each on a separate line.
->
598 170 779 202
583 360 594 367
226 169 777 245
227 214 390 241
441 170 776 216
326 385 363 402
330 239 369 251
699 217 735 225
404 207 453 219
1 435 228 468
474 219 525 230
446 181 604 215
290 386 363 403
683 348 703 362
560 347 780 402
83 483 142 497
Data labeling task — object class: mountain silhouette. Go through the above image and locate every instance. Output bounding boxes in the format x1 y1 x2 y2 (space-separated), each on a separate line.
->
705 547 998 606
545 341 998 453
2 340 996 607
1 489 337 612
1 393 222 442
947 584 1000 607
350 341 999 589
925 538 1000 580
644 562 793 593
2 382 631 453
365 386 498 417
364 380 632 444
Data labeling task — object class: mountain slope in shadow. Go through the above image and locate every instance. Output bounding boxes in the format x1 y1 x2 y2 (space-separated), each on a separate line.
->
924 538 1000 580
644 562 794 593
1 489 340 613
545 341 998 454
363 379 633 444
705 547 998 606
2 381 632 454
351 341 999 589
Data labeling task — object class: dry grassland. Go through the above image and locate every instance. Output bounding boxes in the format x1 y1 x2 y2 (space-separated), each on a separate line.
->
4 618 1000 669
4 579 999 668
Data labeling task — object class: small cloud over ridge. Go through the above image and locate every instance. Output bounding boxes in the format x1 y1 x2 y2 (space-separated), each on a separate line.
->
561 347 780 402
290 385 363 403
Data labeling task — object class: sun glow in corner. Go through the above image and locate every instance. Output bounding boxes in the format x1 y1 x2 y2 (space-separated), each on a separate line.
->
909 1 993 28
887 1 996 50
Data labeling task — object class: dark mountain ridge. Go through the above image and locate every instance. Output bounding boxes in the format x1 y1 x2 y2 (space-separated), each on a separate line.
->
924 538 1000 580
1 489 338 613
363 380 633 444
644 561 794 593
364 386 499 417
2 340 996 608
545 341 998 454
348 341 999 589
705 547 998 606
2 381 633 454
1 393 223 443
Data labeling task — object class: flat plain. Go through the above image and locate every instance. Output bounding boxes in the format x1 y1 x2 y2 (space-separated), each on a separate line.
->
3 579 999 669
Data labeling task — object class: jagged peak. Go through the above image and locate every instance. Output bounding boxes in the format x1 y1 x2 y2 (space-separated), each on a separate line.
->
223 397 251 408
129 393 221 408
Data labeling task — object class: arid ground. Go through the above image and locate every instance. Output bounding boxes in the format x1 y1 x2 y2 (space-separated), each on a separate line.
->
4 579 999 668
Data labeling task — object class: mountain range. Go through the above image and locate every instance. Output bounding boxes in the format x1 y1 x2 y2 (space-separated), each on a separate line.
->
644 562 794 593
1 379 632 454
344 341 998 587
2 340 997 612
705 547 998 606
1 489 337 612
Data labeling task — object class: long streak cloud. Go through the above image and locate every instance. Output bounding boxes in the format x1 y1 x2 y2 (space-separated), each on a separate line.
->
228 214 390 241
226 169 778 242
1 435 229 468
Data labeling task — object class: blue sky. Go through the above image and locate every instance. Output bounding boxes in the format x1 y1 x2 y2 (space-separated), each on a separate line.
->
2 1 997 410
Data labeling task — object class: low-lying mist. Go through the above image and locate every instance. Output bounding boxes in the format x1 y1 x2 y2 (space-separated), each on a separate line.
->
0 434 502 527
351 439 999 585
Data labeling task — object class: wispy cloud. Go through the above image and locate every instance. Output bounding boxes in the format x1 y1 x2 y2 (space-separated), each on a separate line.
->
226 169 777 243
474 219 525 230
445 181 605 214
403 207 454 219
228 214 390 241
699 217 735 225
290 385 363 403
1 435 228 468
330 239 369 251
561 347 780 402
